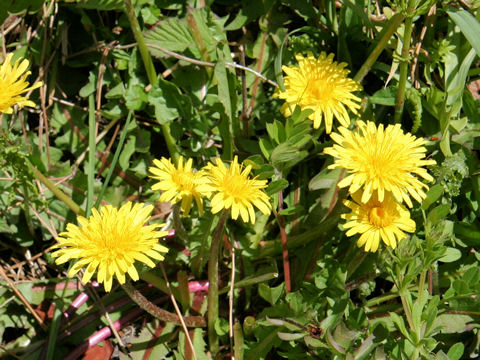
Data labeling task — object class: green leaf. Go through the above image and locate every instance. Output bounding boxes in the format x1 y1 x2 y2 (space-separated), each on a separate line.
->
447 343 464 360
125 83 148 111
369 87 396 106
147 78 192 125
278 205 304 216
421 184 444 210
144 18 197 55
271 142 308 171
454 222 480 246
61 0 123 10
438 247 462 263
427 204 450 224
309 168 342 191
259 137 274 160
447 10 480 58
258 283 284 306
266 179 289 196
277 332 305 341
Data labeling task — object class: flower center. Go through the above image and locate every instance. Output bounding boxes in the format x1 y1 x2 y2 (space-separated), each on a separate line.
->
223 174 247 198
173 170 195 191
368 206 390 228
305 77 334 102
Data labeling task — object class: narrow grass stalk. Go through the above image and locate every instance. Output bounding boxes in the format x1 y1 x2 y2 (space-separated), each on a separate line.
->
394 14 415 124
86 94 96 217
21 181 35 236
353 13 404 83
28 160 84 216
123 0 179 163
159 263 198 360
94 111 133 209
207 210 229 354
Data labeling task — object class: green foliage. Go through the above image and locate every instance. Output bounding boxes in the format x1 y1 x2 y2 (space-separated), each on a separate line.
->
2 0 480 359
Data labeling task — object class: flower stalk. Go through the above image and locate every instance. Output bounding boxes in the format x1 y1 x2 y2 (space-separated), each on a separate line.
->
394 8 415 124
207 210 229 354
353 13 404 83
122 281 206 327
28 160 84 216
123 0 179 163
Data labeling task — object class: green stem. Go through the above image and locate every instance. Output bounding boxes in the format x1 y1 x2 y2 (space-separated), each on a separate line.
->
86 94 95 217
21 180 35 236
94 111 133 209
173 204 188 243
123 0 156 85
207 210 229 354
123 0 179 163
28 160 84 216
353 13 404 83
121 281 205 327
233 322 244 360
393 13 415 124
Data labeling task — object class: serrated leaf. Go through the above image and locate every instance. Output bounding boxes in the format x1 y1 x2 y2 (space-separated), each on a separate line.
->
144 18 197 55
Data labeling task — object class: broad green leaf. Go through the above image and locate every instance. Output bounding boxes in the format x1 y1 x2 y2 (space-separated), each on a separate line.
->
421 184 444 210
454 222 480 246
309 168 342 191
369 86 396 106
427 204 450 224
266 179 289 196
439 247 462 263
447 10 480 58
144 18 197 55
447 343 465 360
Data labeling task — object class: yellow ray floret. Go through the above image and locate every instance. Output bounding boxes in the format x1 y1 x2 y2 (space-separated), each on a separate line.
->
149 156 205 216
342 190 416 252
275 52 362 133
0 53 42 114
324 120 436 207
50 202 169 292
197 156 271 224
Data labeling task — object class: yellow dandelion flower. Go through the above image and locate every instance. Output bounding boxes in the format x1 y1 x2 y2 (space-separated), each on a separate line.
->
50 202 168 292
324 120 436 208
275 52 362 133
0 53 42 114
197 156 271 224
342 190 416 252
149 156 205 216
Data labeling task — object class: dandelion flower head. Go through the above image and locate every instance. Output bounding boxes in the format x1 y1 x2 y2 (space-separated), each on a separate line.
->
197 156 271 224
0 53 42 114
275 52 362 133
51 202 169 292
324 120 436 207
149 156 205 216
342 190 416 252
